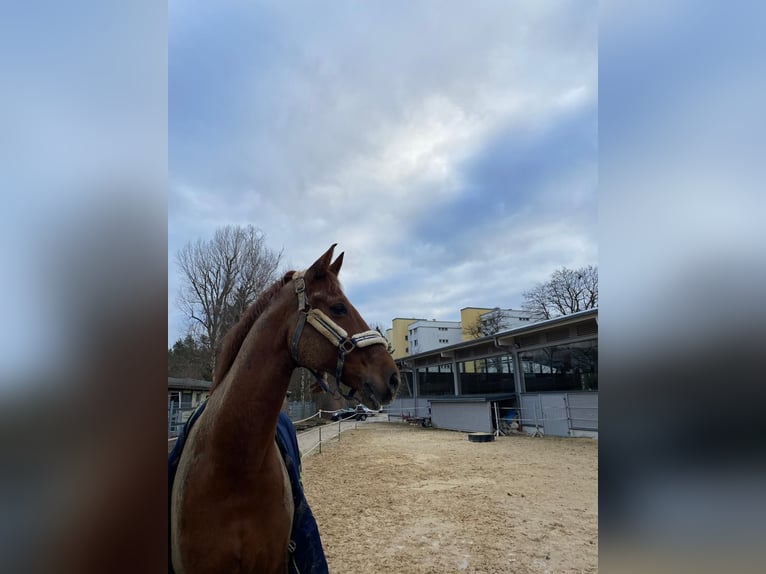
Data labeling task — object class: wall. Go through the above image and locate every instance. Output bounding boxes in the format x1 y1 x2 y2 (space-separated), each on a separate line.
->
408 320 463 354
389 318 421 359
481 308 538 328
431 401 492 433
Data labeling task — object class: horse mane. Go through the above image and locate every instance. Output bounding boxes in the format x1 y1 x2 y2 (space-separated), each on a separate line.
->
211 271 295 393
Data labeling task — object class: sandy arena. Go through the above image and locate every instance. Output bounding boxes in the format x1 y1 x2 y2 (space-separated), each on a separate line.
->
302 422 598 574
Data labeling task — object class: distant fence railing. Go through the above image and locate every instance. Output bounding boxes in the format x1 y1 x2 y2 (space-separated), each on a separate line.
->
168 404 371 446
297 414 361 459
381 404 430 421
498 405 598 436
168 401 320 439
168 403 196 438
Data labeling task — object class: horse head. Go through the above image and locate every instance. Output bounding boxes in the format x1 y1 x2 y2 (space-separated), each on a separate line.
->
288 244 400 409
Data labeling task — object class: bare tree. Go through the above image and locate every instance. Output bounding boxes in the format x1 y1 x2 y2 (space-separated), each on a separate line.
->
175 225 283 371
522 265 598 320
368 322 395 355
463 308 508 338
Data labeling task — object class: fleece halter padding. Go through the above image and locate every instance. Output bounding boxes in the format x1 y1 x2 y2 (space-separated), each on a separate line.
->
289 270 389 400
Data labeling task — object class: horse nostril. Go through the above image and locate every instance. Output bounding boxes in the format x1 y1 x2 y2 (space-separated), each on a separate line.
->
389 372 400 393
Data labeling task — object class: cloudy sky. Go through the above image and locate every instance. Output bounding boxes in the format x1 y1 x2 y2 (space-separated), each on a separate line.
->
168 0 597 345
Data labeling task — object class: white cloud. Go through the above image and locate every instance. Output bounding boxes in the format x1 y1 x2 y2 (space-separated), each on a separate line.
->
168 1 598 344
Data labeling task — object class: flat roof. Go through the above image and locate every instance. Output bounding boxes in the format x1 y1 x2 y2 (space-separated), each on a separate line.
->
168 377 212 391
429 393 516 403
398 308 597 364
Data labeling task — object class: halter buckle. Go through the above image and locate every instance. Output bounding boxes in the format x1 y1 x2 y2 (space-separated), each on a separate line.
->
293 274 309 311
340 338 356 353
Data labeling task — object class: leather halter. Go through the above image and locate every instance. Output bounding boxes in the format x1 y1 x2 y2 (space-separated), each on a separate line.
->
289 270 389 400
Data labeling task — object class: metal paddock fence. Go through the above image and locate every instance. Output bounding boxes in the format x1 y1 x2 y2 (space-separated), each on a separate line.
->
168 403 196 438
168 406 367 457
498 403 598 437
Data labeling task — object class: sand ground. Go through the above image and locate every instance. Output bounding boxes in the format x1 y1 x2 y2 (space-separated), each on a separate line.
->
302 422 598 574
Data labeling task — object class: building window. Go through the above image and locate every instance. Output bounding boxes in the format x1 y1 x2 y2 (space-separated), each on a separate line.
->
405 335 408 341
417 364 454 396
458 356 515 395
397 370 413 398
520 339 597 392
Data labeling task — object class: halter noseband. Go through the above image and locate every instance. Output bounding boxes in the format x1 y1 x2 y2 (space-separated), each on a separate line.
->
289 270 390 400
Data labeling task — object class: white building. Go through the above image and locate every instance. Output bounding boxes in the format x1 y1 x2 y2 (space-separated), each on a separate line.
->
480 307 539 329
408 320 463 354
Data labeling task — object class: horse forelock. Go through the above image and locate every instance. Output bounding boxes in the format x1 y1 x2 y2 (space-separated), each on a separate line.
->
211 271 295 393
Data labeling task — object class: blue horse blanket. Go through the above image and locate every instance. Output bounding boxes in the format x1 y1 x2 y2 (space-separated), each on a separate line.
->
168 403 328 574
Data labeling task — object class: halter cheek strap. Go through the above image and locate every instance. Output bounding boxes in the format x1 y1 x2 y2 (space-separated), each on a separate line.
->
289 270 390 400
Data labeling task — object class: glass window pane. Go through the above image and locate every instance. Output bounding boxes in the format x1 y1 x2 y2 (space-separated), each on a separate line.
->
458 354 515 395
417 364 454 396
520 339 597 392
397 370 413 398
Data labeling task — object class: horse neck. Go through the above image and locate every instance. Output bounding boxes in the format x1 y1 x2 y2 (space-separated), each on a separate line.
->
209 315 293 469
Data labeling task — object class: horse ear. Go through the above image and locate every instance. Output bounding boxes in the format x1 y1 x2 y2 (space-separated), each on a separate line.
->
306 244 337 279
329 252 344 276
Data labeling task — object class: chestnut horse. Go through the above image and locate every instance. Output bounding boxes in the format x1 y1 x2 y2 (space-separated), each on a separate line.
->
170 245 400 574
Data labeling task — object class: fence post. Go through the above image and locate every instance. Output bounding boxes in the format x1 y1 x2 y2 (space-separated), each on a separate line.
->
533 398 542 437
319 426 322 454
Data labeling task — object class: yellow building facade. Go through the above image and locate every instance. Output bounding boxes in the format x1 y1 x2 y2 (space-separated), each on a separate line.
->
386 308 536 364
460 307 494 340
386 317 422 360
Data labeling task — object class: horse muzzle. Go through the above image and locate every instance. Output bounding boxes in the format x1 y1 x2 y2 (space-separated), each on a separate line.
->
362 371 400 409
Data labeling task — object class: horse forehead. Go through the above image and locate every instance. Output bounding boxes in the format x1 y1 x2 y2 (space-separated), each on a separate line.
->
312 277 344 298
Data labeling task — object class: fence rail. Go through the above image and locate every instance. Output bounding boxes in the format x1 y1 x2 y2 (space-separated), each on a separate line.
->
168 403 196 438
499 403 598 435
169 402 331 439
168 405 368 458
297 418 360 459
380 405 431 420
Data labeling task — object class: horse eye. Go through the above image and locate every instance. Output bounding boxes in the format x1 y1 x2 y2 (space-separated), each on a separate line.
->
330 303 347 316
